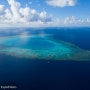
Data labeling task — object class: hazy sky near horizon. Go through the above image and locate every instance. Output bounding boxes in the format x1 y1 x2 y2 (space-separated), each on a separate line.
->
0 0 90 27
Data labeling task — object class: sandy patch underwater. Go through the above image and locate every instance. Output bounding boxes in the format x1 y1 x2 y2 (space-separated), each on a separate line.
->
0 34 90 60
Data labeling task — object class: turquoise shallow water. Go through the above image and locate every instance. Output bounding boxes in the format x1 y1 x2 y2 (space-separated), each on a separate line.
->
0 35 90 60
0 36 55 50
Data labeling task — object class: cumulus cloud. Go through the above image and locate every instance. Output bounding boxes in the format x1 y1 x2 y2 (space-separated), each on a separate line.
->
0 0 52 26
64 16 90 25
46 16 90 27
0 0 90 27
53 16 90 26
46 0 77 7
0 5 5 14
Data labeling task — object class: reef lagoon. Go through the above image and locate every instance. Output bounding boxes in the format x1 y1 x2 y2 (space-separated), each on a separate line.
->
0 34 90 60
0 27 90 90
0 32 90 60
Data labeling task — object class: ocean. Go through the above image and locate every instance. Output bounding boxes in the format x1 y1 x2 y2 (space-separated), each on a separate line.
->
0 27 90 90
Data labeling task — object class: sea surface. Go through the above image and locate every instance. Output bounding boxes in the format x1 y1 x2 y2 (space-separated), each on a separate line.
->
0 27 90 90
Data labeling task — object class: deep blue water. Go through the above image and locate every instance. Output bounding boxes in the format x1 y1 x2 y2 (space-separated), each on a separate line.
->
0 27 90 90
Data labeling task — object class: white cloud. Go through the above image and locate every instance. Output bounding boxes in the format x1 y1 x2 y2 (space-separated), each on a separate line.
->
7 0 22 19
64 16 90 25
54 16 90 26
0 0 52 26
0 0 90 27
46 0 77 7
45 16 90 27
0 5 5 14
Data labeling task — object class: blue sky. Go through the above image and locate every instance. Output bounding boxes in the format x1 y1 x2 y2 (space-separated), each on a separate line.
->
0 0 90 27
29 0 90 19
1 0 90 18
